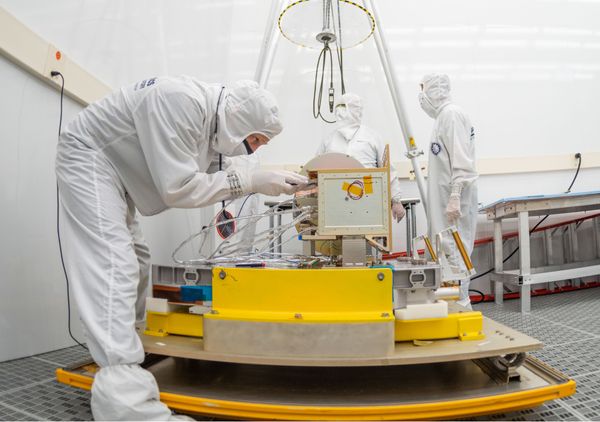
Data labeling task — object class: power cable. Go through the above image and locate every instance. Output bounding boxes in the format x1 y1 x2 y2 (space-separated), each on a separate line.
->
566 153 582 193
51 70 88 351
469 289 485 305
312 42 335 123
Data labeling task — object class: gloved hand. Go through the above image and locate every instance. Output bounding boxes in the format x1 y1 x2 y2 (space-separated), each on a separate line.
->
249 170 309 196
445 194 462 222
391 201 406 222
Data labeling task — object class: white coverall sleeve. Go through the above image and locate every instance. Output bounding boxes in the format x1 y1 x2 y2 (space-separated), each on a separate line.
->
375 140 402 202
439 111 477 189
132 89 233 208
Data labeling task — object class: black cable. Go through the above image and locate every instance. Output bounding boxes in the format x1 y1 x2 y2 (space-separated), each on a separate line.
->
51 71 88 351
472 153 583 282
312 44 336 123
219 154 225 209
312 0 347 122
566 153 582 193
236 194 255 218
468 289 485 304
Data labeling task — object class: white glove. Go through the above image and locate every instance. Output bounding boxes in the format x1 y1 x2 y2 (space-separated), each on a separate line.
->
241 170 309 196
445 194 462 222
391 201 406 222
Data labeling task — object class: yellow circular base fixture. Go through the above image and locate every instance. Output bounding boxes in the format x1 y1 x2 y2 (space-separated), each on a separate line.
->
278 0 375 50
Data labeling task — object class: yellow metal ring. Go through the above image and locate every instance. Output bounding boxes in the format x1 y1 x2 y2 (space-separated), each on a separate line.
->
278 0 376 50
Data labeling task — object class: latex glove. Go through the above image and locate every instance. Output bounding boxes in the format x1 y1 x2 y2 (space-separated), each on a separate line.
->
391 201 406 222
445 194 462 222
250 170 309 196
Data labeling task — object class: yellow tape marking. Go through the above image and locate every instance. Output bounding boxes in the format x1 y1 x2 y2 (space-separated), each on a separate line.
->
363 175 373 194
342 181 364 198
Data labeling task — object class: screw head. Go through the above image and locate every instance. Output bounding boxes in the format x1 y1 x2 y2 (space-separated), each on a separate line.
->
294 313 303 319
219 270 226 280
381 312 390 317
377 272 385 281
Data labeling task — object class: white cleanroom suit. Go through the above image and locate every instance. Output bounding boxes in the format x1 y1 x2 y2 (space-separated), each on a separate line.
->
55 77 306 420
420 73 478 309
316 93 405 222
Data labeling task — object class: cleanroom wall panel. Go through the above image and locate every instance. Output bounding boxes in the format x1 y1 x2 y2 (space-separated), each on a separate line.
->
0 55 85 362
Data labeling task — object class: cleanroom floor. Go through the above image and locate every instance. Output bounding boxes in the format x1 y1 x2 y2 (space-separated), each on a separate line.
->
1 287 599 421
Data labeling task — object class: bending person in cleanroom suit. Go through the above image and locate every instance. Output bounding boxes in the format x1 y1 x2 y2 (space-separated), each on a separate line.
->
55 77 308 420
316 93 406 223
419 73 478 309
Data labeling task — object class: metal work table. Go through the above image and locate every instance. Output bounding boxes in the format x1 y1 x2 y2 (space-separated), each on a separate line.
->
481 191 600 313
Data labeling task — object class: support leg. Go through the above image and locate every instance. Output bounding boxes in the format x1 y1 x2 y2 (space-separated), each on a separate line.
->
594 217 600 259
520 284 531 314
593 217 600 259
494 280 504 306
518 211 531 313
493 219 504 305
544 229 553 291
568 223 581 287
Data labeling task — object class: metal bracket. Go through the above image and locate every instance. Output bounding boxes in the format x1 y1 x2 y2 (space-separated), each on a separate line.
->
183 268 199 285
405 149 424 159
473 353 526 384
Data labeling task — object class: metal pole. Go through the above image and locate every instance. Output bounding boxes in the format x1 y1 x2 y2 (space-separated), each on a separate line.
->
405 206 412 256
254 0 286 88
410 203 417 248
254 0 285 256
362 0 428 212
269 212 275 254
277 212 283 254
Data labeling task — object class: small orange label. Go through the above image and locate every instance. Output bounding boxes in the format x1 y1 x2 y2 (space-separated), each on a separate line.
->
55 51 62 61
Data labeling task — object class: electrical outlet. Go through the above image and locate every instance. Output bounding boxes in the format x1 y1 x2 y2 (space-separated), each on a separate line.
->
43 44 65 83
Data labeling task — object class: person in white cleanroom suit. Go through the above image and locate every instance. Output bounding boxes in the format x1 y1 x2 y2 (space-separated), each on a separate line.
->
55 77 308 420
419 73 478 309
316 93 406 222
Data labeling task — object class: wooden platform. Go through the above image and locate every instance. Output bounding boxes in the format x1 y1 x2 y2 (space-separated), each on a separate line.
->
136 315 542 367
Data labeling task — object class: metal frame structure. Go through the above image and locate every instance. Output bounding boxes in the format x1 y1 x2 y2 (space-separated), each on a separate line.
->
481 191 600 313
254 0 428 211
